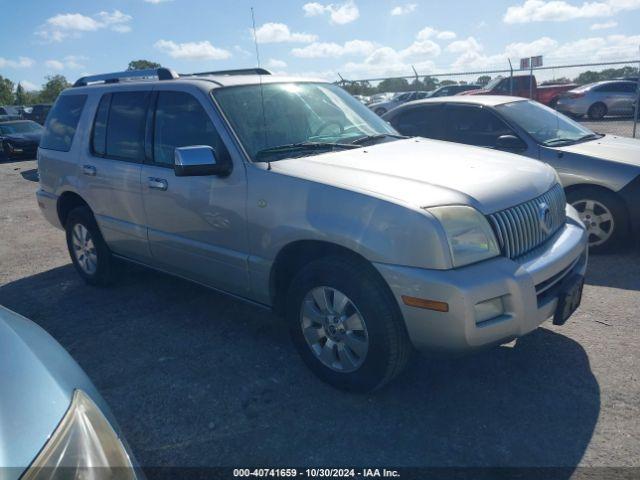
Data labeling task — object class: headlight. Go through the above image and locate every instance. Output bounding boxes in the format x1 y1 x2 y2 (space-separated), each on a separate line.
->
428 205 500 268
22 390 138 480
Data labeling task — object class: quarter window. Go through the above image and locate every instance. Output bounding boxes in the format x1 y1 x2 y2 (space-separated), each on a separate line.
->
153 91 227 166
91 94 111 156
40 95 87 152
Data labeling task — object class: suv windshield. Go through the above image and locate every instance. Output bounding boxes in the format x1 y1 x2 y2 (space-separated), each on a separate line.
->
0 121 42 134
496 100 598 146
213 82 398 161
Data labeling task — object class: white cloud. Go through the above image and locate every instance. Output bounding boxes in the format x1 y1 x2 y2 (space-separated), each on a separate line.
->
503 0 640 23
591 20 618 29
0 57 35 69
144 0 172 3
391 3 417 15
447 37 483 54
19 80 39 91
154 40 232 60
45 55 86 71
292 40 377 58
437 31 457 40
253 22 317 43
416 27 457 41
302 1 359 24
36 9 132 42
266 58 287 68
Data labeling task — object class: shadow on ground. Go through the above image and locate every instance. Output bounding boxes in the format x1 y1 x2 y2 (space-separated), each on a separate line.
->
0 263 600 473
585 250 640 291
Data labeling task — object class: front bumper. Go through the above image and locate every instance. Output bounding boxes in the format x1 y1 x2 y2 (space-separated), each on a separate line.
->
375 206 588 353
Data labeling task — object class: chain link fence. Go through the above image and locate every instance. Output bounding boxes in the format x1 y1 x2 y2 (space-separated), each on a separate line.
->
337 59 640 138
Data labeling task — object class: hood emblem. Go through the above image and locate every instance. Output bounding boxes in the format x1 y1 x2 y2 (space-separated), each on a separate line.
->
538 202 553 234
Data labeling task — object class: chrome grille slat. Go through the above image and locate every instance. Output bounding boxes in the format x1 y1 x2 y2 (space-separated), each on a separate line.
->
488 184 566 259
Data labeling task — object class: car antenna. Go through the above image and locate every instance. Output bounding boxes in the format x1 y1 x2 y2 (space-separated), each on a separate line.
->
251 7 271 170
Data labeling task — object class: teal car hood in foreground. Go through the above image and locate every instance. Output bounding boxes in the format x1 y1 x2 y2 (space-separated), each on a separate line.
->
0 306 107 479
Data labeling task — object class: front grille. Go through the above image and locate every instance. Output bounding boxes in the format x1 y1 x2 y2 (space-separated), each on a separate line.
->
488 183 566 259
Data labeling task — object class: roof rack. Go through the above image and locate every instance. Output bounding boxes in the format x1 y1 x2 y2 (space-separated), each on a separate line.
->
73 68 179 87
183 68 271 77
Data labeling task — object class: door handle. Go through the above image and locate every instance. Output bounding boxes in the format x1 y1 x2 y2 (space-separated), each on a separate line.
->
82 165 96 176
148 177 168 191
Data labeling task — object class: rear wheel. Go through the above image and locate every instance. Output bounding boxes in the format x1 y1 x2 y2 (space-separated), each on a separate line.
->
567 187 629 253
587 102 607 120
374 107 387 116
65 206 118 285
285 256 412 392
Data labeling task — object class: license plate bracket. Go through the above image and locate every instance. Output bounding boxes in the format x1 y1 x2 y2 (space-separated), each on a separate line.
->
553 274 584 325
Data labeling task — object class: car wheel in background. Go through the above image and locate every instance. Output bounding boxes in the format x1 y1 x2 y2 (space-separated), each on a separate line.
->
65 206 118 286
567 187 629 253
587 102 607 120
375 107 387 116
285 256 412 392
549 98 559 109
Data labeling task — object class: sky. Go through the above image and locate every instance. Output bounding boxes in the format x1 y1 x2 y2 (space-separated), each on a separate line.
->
1 0 640 91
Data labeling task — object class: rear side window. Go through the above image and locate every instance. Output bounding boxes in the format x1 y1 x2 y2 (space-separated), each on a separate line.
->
40 95 87 152
153 91 227 166
105 91 150 161
390 105 445 139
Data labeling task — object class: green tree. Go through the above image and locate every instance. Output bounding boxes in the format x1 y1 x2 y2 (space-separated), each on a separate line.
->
377 77 410 93
439 79 456 86
477 75 491 86
15 83 28 105
0 76 15 105
127 59 161 71
38 75 70 103
573 66 638 85
422 76 439 91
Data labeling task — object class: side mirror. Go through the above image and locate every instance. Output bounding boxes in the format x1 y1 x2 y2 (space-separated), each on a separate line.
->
174 146 231 177
495 134 527 151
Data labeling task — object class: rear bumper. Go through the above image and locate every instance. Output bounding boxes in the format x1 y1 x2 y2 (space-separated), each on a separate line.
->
555 98 589 115
36 189 62 230
375 206 588 353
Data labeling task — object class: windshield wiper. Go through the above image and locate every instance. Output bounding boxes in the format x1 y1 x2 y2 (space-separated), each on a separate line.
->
254 142 359 162
350 133 409 145
543 132 602 146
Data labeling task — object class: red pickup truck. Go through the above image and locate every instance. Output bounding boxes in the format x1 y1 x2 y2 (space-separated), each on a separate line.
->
458 74 576 107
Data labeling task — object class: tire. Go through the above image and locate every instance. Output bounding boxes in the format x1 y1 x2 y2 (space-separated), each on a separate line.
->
65 206 117 286
567 187 630 253
587 102 607 120
549 97 559 109
374 107 387 116
285 255 412 392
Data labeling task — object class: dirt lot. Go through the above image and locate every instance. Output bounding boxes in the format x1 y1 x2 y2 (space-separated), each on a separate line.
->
1 159 639 473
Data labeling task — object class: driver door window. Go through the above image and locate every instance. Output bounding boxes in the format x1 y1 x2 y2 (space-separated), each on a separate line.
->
445 105 515 147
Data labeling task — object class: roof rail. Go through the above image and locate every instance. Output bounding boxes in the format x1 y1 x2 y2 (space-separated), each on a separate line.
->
183 68 272 77
73 68 179 87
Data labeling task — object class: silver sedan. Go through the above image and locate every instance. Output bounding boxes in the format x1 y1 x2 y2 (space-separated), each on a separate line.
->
556 80 638 120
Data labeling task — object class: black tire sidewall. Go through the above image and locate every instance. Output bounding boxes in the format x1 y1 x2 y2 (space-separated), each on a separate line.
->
285 257 405 392
567 187 629 253
65 207 114 285
588 102 606 120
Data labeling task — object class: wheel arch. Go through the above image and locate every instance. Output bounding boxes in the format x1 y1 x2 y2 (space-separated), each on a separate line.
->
57 191 90 227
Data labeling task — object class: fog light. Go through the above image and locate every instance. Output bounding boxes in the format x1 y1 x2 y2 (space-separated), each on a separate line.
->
474 296 504 324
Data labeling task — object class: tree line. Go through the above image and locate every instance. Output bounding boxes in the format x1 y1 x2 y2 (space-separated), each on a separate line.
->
340 66 639 96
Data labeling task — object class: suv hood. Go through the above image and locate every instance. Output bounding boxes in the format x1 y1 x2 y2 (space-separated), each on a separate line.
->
270 138 557 214
554 134 640 168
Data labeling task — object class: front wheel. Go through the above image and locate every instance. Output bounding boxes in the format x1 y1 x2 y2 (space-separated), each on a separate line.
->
567 187 629 253
285 256 412 392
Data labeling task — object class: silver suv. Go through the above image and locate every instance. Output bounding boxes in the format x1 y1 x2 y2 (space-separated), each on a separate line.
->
37 68 588 392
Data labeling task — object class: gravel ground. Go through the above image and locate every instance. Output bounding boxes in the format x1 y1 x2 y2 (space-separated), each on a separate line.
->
1 159 639 473
579 117 638 138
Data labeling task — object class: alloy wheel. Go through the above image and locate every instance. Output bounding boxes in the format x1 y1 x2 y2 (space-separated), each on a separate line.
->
299 286 369 373
72 224 98 275
571 198 615 247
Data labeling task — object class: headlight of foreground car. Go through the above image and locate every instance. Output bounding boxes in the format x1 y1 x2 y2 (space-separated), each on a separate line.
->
428 205 500 268
22 390 138 480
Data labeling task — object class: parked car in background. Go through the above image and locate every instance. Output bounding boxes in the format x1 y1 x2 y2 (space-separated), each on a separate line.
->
24 104 52 125
368 92 394 104
0 305 141 480
459 75 576 108
0 120 43 160
384 95 640 252
427 84 481 98
0 106 22 121
352 94 371 104
37 68 588 392
556 80 639 119
368 90 430 115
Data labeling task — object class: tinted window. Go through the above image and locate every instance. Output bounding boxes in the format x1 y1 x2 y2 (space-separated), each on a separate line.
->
91 94 111 156
618 82 637 93
391 106 445 139
106 91 150 161
153 91 227 166
40 95 87 152
446 105 514 147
